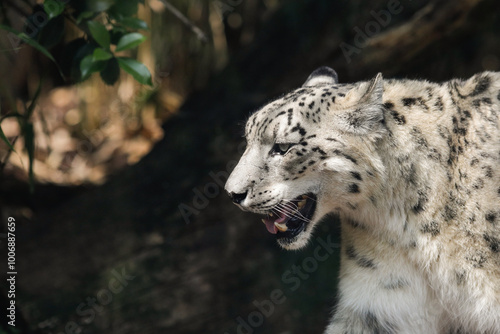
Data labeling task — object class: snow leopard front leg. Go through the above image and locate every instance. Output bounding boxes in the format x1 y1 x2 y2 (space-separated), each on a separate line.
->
325 224 443 334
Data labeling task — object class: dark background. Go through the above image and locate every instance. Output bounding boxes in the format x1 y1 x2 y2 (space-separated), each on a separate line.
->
1 0 500 333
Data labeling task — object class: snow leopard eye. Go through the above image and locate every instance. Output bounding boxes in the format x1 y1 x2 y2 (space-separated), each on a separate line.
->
271 143 294 155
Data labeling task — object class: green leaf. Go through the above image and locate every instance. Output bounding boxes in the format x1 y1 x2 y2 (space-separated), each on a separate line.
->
0 125 15 152
76 11 94 24
110 28 126 45
93 47 113 60
87 21 110 49
0 24 64 78
43 0 65 19
117 57 152 86
118 17 149 30
80 55 94 78
100 57 120 85
80 54 106 79
26 80 42 121
108 0 139 18
24 122 35 194
61 39 96 82
115 32 146 51
86 0 115 12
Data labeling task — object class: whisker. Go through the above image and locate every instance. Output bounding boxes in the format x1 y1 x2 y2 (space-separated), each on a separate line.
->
272 206 295 219
271 210 293 222
261 194 316 224
280 202 297 212
279 201 312 223
283 195 319 203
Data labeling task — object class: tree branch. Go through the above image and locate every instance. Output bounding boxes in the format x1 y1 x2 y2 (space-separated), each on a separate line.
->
158 0 208 43
346 0 484 77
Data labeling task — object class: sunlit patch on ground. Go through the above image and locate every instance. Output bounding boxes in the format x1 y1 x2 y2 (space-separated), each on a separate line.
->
0 77 183 185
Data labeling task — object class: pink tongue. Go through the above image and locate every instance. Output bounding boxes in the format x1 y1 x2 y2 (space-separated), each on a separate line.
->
263 212 287 234
264 220 277 234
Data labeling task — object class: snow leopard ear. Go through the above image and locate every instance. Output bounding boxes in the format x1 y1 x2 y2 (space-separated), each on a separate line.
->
360 72 384 104
342 72 384 106
303 66 339 87
336 73 386 136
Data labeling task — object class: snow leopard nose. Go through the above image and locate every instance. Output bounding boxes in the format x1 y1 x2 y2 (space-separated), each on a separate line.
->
228 191 248 204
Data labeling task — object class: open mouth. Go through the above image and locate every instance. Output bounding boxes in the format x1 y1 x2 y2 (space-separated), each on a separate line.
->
261 193 317 239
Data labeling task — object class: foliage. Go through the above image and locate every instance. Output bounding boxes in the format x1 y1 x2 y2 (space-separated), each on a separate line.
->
0 0 155 192
1 0 152 86
0 79 41 192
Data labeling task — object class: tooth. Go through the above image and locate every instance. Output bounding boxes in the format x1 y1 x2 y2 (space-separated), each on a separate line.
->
269 213 274 217
274 222 288 232
297 200 306 209
261 219 266 224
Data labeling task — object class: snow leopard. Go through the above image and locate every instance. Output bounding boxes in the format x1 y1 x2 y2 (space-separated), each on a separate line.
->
225 67 500 333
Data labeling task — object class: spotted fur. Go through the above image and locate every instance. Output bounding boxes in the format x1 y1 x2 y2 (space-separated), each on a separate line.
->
225 67 500 333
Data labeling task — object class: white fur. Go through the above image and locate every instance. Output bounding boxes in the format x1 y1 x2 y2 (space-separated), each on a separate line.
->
226 70 500 333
